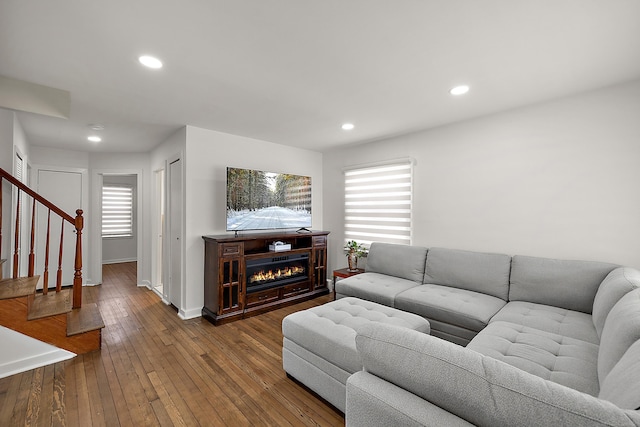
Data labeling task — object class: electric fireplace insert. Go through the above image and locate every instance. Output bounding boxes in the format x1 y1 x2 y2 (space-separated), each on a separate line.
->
245 253 310 293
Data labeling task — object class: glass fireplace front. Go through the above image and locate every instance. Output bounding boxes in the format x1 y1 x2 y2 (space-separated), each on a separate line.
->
245 253 309 293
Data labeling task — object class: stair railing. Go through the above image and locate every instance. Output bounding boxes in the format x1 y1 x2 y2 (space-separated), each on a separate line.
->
0 168 84 309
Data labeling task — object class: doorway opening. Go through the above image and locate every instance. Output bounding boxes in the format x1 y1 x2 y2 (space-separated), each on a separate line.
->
101 174 138 274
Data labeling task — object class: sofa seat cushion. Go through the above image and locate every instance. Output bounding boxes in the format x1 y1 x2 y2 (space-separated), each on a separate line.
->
467 321 600 396
395 284 506 333
335 272 419 306
490 301 599 344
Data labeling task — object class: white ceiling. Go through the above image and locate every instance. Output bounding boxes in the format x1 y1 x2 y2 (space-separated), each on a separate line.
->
1 1 639 153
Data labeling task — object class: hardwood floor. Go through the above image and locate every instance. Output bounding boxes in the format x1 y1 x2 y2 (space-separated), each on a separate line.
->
0 262 344 426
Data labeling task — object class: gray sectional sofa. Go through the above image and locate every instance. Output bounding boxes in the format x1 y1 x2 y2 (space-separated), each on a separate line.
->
335 243 640 426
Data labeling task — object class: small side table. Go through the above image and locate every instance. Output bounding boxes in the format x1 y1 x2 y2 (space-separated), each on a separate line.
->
333 267 365 288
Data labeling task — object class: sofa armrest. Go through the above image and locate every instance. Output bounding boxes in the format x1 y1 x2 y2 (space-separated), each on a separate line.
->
355 323 640 427
346 371 473 427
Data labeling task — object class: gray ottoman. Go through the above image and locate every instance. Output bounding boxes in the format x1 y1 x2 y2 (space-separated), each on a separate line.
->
282 297 431 412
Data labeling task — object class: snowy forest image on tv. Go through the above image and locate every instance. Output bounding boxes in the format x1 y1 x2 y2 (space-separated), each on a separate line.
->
226 167 312 231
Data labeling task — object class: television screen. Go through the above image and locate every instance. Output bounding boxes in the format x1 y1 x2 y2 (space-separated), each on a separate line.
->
226 167 312 232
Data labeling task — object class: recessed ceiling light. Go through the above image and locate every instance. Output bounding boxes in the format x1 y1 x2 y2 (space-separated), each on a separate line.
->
88 135 102 143
450 85 470 96
342 123 355 131
138 55 163 69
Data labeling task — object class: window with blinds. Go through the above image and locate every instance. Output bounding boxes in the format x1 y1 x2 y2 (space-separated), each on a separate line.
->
102 185 133 238
15 152 23 182
344 160 413 247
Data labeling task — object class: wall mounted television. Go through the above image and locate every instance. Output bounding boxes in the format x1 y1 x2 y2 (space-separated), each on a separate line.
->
226 167 312 232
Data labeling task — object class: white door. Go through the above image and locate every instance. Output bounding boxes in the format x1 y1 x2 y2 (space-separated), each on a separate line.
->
36 169 83 289
168 159 182 308
154 169 165 294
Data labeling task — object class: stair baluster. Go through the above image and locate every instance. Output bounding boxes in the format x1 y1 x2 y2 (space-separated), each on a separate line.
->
28 198 36 278
43 209 51 292
13 188 21 278
12 190 22 278
57 218 64 292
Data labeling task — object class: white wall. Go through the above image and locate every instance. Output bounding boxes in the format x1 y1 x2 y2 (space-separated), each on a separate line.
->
181 126 324 318
101 174 137 264
0 110 17 277
12 115 30 170
30 146 89 169
324 80 640 272
0 109 13 171
0 114 32 278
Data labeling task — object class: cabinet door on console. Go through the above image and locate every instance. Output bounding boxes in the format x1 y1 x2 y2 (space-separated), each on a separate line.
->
312 236 327 290
218 243 244 315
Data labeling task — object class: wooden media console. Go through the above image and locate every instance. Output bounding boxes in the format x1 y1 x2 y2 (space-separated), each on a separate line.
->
202 230 329 325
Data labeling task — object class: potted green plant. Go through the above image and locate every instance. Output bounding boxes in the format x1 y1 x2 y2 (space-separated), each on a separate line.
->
344 240 366 271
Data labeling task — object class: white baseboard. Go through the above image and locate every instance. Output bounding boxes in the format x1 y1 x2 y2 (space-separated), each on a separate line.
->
102 258 137 265
178 307 202 320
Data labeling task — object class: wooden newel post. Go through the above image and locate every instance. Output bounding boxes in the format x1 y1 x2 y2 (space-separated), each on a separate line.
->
73 209 84 309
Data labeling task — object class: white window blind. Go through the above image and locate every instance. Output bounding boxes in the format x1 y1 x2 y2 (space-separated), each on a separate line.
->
344 160 413 247
15 153 23 182
102 185 133 237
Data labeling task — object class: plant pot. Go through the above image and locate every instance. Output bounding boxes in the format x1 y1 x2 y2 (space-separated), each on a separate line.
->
347 251 358 272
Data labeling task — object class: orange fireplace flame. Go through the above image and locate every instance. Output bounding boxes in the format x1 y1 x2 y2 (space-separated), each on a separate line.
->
249 266 305 283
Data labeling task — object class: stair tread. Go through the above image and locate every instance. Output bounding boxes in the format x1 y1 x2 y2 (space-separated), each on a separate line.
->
0 276 39 300
27 289 72 320
67 303 105 336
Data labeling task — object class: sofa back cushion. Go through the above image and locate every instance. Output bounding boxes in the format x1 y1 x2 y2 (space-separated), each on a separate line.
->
598 338 640 410
423 248 511 300
592 267 640 338
509 255 617 313
365 242 428 283
598 288 640 384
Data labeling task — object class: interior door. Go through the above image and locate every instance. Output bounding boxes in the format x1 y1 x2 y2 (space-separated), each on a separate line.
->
154 169 165 294
168 159 182 308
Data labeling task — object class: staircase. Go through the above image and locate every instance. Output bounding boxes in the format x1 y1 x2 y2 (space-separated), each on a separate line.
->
0 169 103 355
